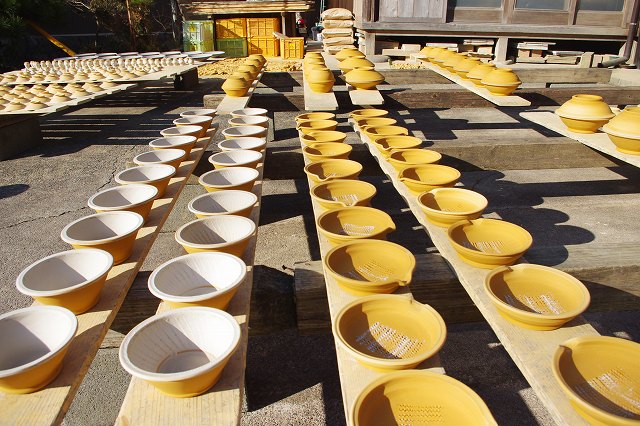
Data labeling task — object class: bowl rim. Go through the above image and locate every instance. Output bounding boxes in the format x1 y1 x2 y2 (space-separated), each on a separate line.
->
172 115 212 125
484 264 591 320
417 187 488 216
317 206 396 238
180 108 217 118
387 148 442 164
134 148 186 165
148 252 247 303
61 211 145 245
221 125 267 137
114 164 176 185
303 143 353 156
300 130 348 144
602 123 640 139
187 190 258 216
230 108 268 117
297 119 339 129
16 248 114 297
160 125 202 136
119 307 241 381
87 183 158 211
175 215 257 249
218 137 267 151
149 136 197 149
304 159 363 181
198 167 260 188
447 218 533 257
295 112 336 123
310 179 377 206
333 294 447 368
398 164 462 184
0 306 78 378
208 149 263 166
228 116 269 125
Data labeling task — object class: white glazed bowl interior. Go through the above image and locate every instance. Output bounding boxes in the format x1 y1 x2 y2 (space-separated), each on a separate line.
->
218 137 266 152
16 249 114 296
61 211 144 244
88 184 158 211
180 108 216 118
188 190 258 216
0 306 77 377
230 108 267 118
228 116 268 127
176 216 256 249
160 126 202 137
173 116 212 127
208 150 262 167
134 148 186 166
119 307 240 381
149 136 197 150
115 164 175 185
222 125 266 139
149 252 247 302
199 167 260 189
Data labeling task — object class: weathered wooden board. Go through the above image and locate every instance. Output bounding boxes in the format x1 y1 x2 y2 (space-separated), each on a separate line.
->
0 127 216 426
520 111 640 169
353 121 598 426
216 71 264 115
418 58 531 107
347 85 384 106
302 65 338 111
300 143 444 425
116 148 265 426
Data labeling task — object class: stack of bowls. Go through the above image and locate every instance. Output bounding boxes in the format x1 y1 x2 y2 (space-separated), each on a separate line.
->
304 52 335 93
602 106 640 154
555 94 615 134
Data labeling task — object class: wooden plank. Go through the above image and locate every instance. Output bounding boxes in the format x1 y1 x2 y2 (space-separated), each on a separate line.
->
352 120 599 426
347 85 384 106
0 127 217 426
418 58 531 107
514 68 611 84
216 71 264 115
302 65 338 111
299 140 444 425
116 141 266 426
520 111 640 169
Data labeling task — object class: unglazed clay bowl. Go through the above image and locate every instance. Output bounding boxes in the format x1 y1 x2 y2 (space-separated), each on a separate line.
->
16 249 114 314
173 116 213 136
188 190 258 218
481 68 522 96
355 117 397 128
160 125 202 141
222 125 267 139
387 148 442 171
484 264 590 331
149 135 197 156
447 218 533 269
303 142 353 162
304 159 363 184
0 306 77 394
297 120 339 136
310 179 377 210
148 252 247 310
602 106 640 155
324 240 415 295
134 148 186 169
198 167 260 192
398 165 461 194
119 307 240 397
362 125 409 142
334 295 446 371
295 112 336 125
60 211 144 265
349 109 388 120
115 164 176 198
372 136 422 158
316 206 395 246
175 215 256 257
417 188 487 227
300 131 347 146
88 184 158 221
208 149 262 169
218 137 266 152
556 94 614 134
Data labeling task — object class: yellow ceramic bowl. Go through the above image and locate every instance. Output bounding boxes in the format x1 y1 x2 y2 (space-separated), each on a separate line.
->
188 190 258 219
482 83 520 97
175 215 256 257
222 125 267 140
304 159 363 184
398 165 461 194
417 188 488 227
148 252 247 310
484 264 590 331
303 142 352 162
355 117 397 128
173 116 212 136
387 148 442 170
115 164 176 198
300 130 347 146
119 307 240 397
372 136 423 158
447 218 533 268
208 149 263 169
556 94 615 134
0 306 77 394
352 370 497 426
16 249 113 314
60 211 144 265
350 109 388 120
324 240 415 295
295 112 336 125
334 295 446 371
134 149 186 170
604 132 640 155
297 119 339 135
310 179 377 210
362 125 409 142
149 136 197 156
552 336 640 426
88 184 158 222
316 206 395 246
160 125 202 140
602 106 640 154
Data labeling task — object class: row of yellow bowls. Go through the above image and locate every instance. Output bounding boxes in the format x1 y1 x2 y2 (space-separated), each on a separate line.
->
221 54 267 97
298 109 499 426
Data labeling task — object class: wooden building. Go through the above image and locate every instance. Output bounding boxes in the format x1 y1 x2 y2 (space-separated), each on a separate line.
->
347 0 636 60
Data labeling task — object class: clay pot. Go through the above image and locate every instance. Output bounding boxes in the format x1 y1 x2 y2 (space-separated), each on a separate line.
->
466 63 496 87
602 106 640 154
442 54 466 72
453 57 482 79
555 94 615 134
237 64 259 78
338 57 374 74
336 48 365 61
481 68 521 96
307 67 335 93
245 58 263 69
248 54 265 66
345 67 385 90
432 49 456 66
232 70 253 83
222 77 249 97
